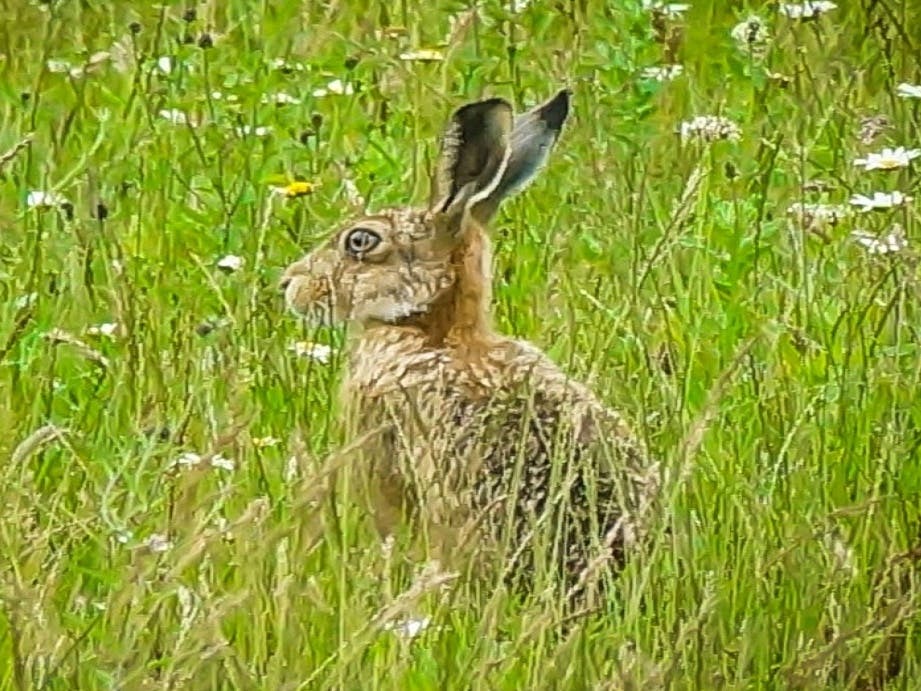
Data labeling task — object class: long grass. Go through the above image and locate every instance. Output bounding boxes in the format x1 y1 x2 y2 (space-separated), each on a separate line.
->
2 1 921 688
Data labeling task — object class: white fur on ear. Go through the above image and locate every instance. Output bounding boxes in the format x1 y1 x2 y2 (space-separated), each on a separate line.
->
465 144 512 211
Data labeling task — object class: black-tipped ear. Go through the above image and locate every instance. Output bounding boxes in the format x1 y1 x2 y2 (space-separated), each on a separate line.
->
432 97 514 225
471 88 572 223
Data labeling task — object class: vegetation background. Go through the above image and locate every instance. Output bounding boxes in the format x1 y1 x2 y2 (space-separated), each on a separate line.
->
2 0 921 688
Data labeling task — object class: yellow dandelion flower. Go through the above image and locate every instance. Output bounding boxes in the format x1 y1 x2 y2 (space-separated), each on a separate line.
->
273 180 318 198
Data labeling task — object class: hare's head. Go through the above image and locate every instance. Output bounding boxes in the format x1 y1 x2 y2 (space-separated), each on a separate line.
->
280 89 571 329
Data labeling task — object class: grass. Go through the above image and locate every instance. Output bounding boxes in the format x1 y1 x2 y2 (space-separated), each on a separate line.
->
2 0 921 688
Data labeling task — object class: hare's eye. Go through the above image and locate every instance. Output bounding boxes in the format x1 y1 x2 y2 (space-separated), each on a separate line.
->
344 228 381 257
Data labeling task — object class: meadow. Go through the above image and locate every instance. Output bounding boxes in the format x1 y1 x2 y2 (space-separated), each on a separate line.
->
2 0 921 688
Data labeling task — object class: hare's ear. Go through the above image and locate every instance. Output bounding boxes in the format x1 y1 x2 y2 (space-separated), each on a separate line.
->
492 88 571 211
431 97 515 234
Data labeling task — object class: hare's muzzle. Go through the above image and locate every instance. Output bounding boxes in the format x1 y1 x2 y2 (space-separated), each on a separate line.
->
279 253 339 325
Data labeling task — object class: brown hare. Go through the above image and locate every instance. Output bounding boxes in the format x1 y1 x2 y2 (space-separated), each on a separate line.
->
280 90 660 602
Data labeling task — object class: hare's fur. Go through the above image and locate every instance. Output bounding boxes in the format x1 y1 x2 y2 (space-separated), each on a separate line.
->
281 91 660 596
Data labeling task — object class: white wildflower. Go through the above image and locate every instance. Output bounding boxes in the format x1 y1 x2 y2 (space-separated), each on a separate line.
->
216 255 244 273
849 191 913 211
109 36 134 73
767 71 792 86
896 83 921 99
85 322 119 338
640 64 683 82
854 147 921 171
642 1 690 18
779 1 837 19
156 56 174 74
210 454 235 471
159 109 195 126
115 530 133 545
13 293 38 310
851 226 908 255
235 125 272 137
312 79 354 97
731 16 770 56
270 58 305 73
145 533 172 553
288 341 332 364
209 91 239 102
343 177 365 207
47 59 72 73
70 51 110 78
679 115 741 143
384 616 432 640
399 49 444 62
824 531 857 577
787 202 851 231
173 451 203 468
261 92 302 105
511 0 532 11
27 190 69 209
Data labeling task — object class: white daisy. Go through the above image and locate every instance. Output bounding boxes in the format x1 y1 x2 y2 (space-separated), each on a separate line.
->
679 115 742 143
312 79 354 97
209 91 239 102
851 226 908 255
46 59 72 73
640 64 684 82
399 49 444 62
854 147 921 171
848 191 913 211
270 58 306 73
173 451 203 468
85 322 120 338
216 255 245 272
642 1 690 18
779 1 837 19
27 190 69 209
261 92 302 105
13 293 37 310
384 616 432 640
896 83 921 99
210 454 235 471
787 202 851 231
731 16 770 56
159 109 196 126
73 51 111 78
235 125 271 137
288 341 332 364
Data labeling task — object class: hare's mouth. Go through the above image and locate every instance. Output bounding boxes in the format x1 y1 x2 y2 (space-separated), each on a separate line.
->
283 276 337 327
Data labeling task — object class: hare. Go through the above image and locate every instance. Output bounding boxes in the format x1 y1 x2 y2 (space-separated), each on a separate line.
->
280 90 660 601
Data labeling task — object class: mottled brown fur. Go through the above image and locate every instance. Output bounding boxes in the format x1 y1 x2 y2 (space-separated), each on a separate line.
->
280 91 660 600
